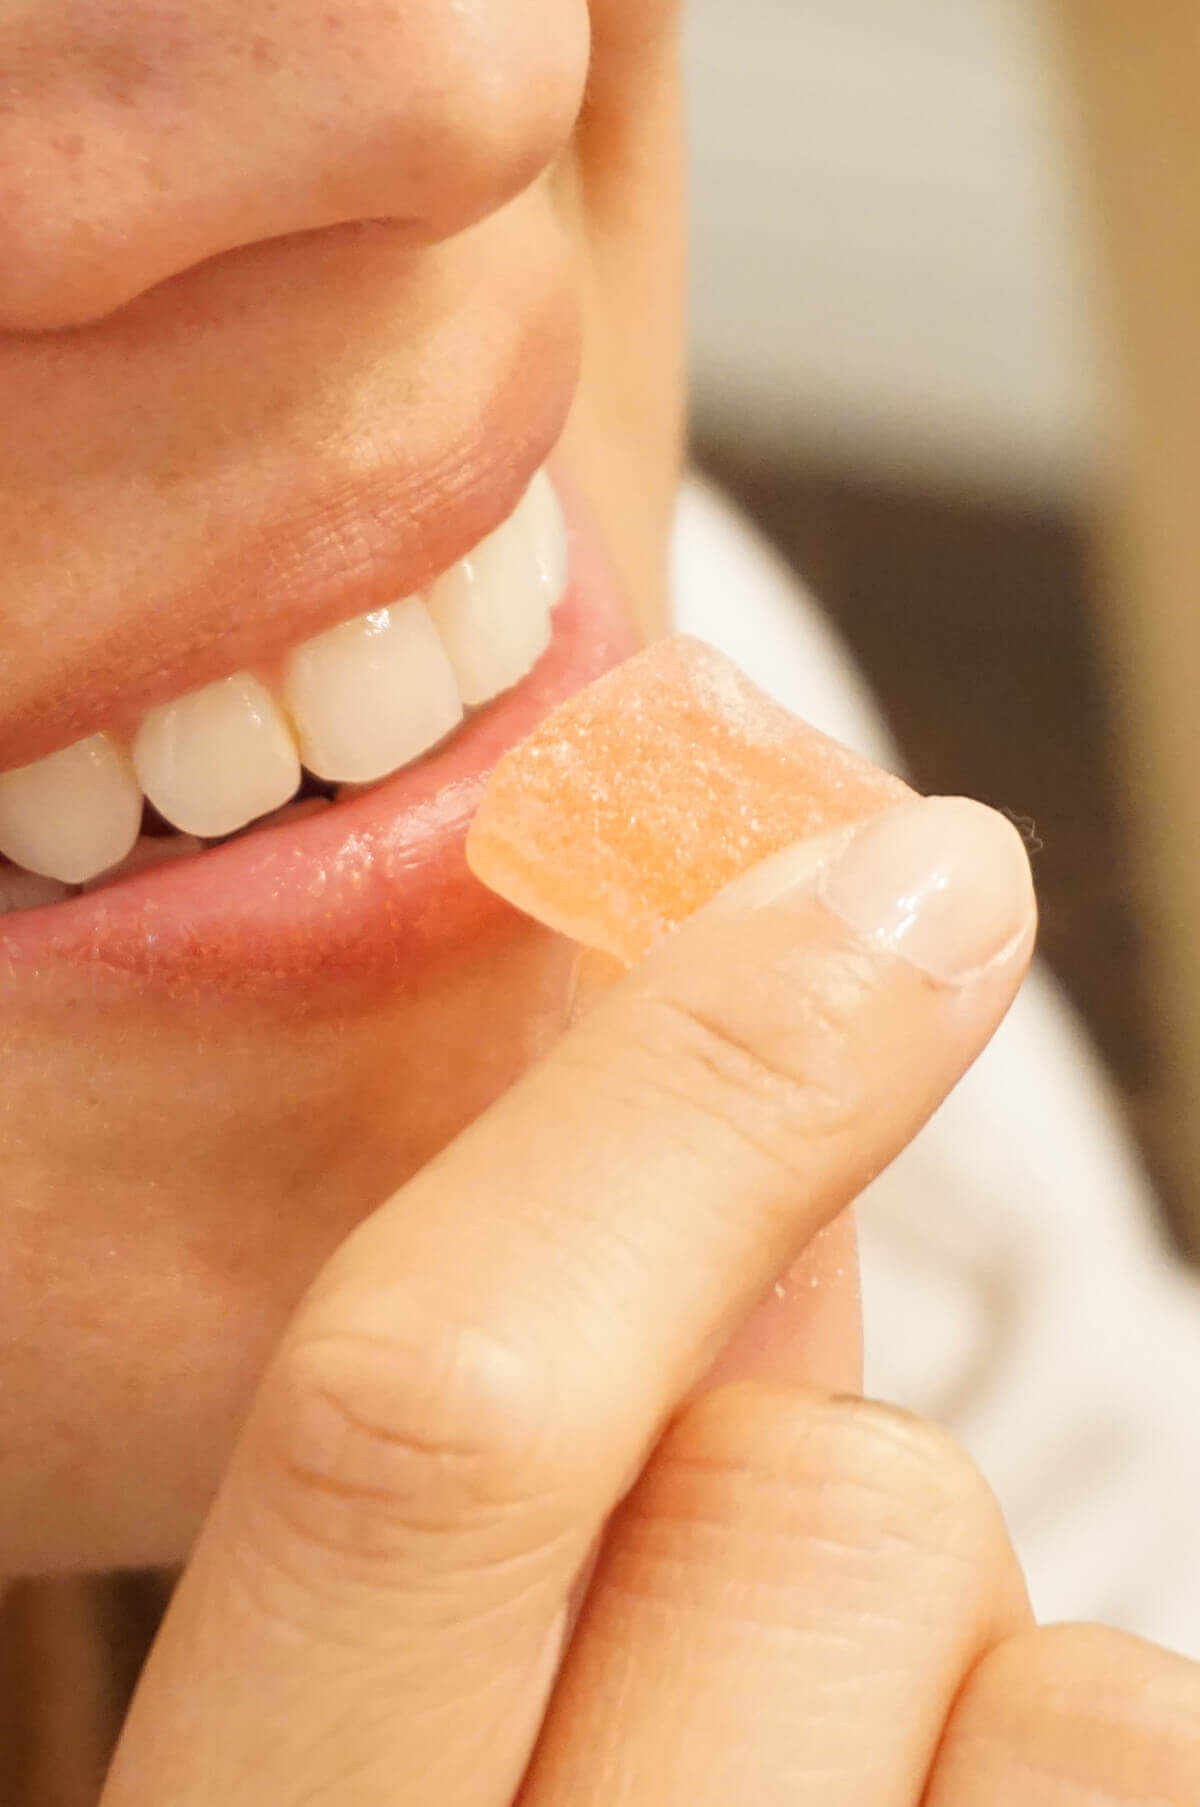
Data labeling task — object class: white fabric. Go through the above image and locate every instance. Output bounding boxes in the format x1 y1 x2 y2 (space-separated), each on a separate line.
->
672 474 1200 1657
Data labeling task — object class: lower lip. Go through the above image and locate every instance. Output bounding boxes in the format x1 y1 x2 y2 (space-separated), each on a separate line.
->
0 509 637 995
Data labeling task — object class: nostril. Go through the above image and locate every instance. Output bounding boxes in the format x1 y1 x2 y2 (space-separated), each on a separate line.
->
0 0 591 332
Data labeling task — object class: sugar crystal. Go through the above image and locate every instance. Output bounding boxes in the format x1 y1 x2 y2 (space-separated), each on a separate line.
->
466 636 912 964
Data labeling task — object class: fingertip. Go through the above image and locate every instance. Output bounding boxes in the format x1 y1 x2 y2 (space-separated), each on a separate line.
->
819 796 1036 986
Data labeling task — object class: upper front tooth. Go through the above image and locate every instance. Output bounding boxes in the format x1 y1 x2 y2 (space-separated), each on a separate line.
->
524 470 569 609
0 732 142 884
132 674 301 838
0 482 564 887
283 598 463 784
427 496 554 706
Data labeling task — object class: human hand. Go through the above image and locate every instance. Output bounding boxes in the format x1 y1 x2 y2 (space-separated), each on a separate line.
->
100 795 1180 1807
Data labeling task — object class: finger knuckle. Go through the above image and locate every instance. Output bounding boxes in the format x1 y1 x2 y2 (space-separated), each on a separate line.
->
609 1385 1015 1641
688 1386 997 1545
247 1309 559 1579
626 951 882 1172
805 1396 1012 1608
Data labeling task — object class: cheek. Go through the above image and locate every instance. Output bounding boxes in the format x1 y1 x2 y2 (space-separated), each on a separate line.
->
557 12 686 642
0 921 575 1573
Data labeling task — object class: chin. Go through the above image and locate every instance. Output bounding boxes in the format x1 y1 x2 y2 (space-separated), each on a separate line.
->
0 912 586 1574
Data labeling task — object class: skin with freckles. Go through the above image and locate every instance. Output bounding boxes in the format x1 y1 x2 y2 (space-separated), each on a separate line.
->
5 5 1200 1805
0 0 683 1575
0 0 589 328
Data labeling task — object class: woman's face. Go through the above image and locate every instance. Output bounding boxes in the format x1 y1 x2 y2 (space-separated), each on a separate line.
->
0 0 685 1576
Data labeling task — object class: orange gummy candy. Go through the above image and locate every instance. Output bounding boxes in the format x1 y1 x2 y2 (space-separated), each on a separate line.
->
466 635 912 965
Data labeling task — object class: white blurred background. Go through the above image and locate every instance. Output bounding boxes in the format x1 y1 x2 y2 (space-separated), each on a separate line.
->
685 0 1100 499
681 0 1178 1234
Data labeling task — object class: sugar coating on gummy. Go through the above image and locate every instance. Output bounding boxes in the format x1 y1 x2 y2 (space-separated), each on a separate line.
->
465 635 912 965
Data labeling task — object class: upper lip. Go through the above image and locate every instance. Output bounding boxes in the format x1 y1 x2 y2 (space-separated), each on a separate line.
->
0 208 580 772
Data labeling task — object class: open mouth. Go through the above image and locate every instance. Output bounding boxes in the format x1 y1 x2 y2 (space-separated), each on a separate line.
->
0 470 570 910
0 471 635 991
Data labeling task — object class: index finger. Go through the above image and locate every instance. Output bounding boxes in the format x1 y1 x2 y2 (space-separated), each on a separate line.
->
103 796 1035 1807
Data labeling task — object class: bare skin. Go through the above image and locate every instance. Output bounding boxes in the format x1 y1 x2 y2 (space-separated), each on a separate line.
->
3 3 1200 1801
0 0 683 1575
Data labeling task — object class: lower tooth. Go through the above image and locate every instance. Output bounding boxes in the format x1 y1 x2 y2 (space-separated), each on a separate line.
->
80 834 204 892
226 797 333 837
0 869 74 913
427 505 552 705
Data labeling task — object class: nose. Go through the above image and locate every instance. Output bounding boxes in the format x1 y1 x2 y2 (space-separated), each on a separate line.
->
0 0 590 331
